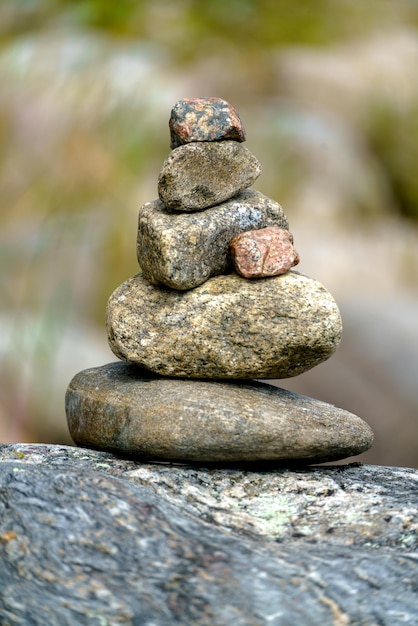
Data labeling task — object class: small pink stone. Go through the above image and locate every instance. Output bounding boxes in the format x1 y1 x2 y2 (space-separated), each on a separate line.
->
230 227 300 279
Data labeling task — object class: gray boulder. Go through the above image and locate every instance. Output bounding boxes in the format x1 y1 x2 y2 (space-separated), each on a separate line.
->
106 270 342 379
137 189 289 290
0 443 416 625
65 362 373 463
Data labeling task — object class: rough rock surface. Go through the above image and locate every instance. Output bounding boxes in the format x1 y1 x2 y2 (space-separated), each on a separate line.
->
0 443 416 625
169 97 246 149
158 141 261 211
65 361 373 463
137 189 289 290
107 270 342 379
230 226 300 278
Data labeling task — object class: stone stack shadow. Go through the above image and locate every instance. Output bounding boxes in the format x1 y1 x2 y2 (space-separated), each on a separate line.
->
65 97 373 464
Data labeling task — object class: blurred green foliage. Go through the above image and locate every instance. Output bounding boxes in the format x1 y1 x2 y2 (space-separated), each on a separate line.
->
3 0 418 49
367 103 418 221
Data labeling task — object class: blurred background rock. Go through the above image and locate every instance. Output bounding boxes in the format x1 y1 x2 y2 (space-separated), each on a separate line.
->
1 0 417 467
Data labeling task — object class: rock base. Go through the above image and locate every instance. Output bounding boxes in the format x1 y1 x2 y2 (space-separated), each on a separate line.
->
0 444 416 625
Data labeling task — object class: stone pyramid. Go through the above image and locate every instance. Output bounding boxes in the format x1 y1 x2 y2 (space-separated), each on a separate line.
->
65 97 373 464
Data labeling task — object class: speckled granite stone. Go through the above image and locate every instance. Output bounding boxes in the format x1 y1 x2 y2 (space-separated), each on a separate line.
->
158 141 261 211
169 97 246 149
106 270 342 379
65 362 373 463
230 226 300 278
137 189 289 290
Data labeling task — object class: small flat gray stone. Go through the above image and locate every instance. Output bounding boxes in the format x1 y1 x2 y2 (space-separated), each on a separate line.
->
158 141 261 211
106 270 342 379
137 189 289 290
169 97 246 149
65 362 373 463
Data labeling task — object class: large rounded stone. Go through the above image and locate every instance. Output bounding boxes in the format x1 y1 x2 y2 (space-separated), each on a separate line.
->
106 270 342 379
65 362 373 463
158 141 261 211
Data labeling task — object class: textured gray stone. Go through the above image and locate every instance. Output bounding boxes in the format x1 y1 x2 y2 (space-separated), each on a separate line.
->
65 362 373 463
158 141 261 211
106 270 342 379
0 443 416 625
169 97 246 149
137 189 289 290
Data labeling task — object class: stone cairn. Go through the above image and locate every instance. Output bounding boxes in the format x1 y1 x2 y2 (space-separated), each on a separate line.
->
66 97 373 464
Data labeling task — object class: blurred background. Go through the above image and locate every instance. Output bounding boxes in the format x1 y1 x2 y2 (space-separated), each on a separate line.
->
1 0 417 467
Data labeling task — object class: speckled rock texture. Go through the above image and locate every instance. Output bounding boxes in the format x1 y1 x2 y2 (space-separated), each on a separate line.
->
137 189 289 290
230 226 300 278
0 443 416 625
106 270 342 379
169 97 246 149
158 141 261 211
65 362 373 463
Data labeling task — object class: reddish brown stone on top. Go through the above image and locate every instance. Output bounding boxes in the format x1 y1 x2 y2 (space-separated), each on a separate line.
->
169 97 247 149
230 227 300 279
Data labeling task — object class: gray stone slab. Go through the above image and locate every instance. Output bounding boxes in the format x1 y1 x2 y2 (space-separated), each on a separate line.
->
0 443 416 625
158 141 261 210
106 270 342 379
65 361 373 463
137 189 289 290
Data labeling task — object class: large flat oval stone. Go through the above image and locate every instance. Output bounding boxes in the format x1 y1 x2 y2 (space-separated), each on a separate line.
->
137 189 289 290
158 141 261 211
106 270 342 379
66 362 373 463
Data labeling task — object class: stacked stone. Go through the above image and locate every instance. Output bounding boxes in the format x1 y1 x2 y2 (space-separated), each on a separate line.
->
66 97 373 464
